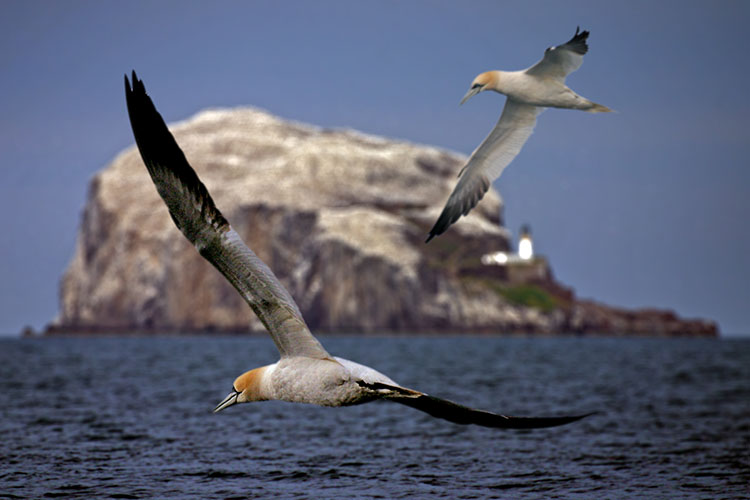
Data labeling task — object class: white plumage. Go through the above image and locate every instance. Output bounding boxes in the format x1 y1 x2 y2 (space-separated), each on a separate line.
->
426 27 612 242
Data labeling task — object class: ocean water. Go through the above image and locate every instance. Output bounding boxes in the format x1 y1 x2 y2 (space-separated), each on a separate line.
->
1 335 748 499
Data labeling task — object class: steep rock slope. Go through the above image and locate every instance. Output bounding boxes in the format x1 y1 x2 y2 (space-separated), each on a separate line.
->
53 108 716 336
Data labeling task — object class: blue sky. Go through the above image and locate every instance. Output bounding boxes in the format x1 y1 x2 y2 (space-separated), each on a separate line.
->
1 1 748 336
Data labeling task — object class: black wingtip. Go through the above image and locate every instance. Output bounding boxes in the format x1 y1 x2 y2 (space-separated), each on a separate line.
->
567 411 600 423
500 410 598 429
425 204 465 243
390 389 600 429
425 205 458 244
124 70 137 88
567 411 600 422
124 70 144 107
573 26 590 42
425 213 456 243
563 27 590 55
125 70 147 101
425 218 448 243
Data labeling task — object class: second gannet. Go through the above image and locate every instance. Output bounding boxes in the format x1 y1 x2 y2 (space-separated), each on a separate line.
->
426 27 612 242
124 71 594 429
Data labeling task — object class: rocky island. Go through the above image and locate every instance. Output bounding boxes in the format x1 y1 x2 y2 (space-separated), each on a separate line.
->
49 108 717 337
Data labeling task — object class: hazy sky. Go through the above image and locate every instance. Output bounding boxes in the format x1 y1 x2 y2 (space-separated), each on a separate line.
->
1 1 748 336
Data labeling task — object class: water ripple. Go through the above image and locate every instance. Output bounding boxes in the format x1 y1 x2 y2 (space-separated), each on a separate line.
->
1 336 748 499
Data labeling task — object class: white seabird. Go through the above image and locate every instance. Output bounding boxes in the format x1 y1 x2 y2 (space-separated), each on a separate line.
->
426 27 612 242
124 71 593 429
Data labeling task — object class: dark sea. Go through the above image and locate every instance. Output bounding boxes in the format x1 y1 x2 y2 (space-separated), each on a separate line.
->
1 335 748 499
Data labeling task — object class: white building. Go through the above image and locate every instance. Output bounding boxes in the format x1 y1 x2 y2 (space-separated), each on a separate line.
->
518 225 533 260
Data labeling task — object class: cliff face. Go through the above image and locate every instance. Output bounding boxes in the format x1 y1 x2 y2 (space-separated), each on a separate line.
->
53 108 716 336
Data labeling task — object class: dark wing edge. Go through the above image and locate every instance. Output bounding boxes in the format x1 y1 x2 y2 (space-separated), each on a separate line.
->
425 172 491 243
392 392 596 429
124 71 229 244
124 71 329 359
368 381 595 429
558 26 589 55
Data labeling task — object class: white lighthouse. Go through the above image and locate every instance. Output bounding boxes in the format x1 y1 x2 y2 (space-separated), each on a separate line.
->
480 224 539 267
518 225 533 260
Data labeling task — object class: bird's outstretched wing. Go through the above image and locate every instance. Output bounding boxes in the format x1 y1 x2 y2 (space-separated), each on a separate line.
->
426 99 540 242
525 27 590 81
362 381 594 429
124 71 329 359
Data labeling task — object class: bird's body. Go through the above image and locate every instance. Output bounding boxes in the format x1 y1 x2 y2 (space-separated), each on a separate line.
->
228 356 399 409
125 71 594 429
479 68 610 111
426 27 611 242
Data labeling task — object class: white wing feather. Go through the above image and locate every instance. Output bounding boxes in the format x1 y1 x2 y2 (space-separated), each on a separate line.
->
426 99 540 241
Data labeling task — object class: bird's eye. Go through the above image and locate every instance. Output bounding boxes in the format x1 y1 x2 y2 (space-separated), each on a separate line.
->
471 83 482 89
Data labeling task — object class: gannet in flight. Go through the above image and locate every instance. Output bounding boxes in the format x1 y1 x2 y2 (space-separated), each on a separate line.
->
124 71 593 429
426 27 612 242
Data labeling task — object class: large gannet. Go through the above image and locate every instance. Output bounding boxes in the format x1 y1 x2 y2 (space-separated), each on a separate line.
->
124 71 593 429
426 27 612 242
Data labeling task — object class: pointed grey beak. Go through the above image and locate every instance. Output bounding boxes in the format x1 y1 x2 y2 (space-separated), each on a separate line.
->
214 390 240 413
460 86 482 105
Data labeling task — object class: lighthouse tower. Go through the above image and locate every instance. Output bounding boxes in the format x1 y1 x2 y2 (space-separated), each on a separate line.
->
518 225 533 260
